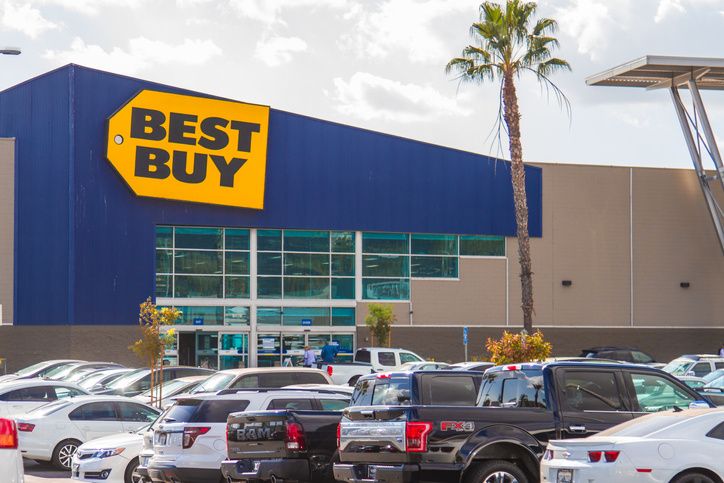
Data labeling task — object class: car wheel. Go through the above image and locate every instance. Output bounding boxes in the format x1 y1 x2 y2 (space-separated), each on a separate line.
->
125 457 142 483
465 460 529 483
348 375 360 386
671 472 717 483
51 438 81 470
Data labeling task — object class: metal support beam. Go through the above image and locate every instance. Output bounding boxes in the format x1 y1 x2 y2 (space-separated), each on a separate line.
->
688 79 724 194
670 86 724 254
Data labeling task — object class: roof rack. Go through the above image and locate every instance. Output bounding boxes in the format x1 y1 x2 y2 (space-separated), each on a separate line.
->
215 387 352 397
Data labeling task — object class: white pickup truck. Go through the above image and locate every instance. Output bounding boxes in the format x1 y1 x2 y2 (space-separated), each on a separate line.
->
320 347 425 385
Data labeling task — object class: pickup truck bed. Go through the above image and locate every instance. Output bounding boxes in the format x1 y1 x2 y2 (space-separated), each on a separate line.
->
222 409 342 483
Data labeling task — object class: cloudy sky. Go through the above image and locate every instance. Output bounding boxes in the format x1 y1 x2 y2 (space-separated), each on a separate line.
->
1 0 724 169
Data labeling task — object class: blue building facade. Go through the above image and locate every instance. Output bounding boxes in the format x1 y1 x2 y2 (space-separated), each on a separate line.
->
0 65 541 368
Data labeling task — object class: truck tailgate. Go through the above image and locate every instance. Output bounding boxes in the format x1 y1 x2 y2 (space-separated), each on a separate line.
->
339 406 413 464
227 410 289 460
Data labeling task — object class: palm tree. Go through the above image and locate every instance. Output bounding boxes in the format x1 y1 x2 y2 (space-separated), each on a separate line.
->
446 0 570 334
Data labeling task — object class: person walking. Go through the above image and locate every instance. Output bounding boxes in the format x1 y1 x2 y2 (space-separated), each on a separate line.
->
303 345 316 368
320 342 340 365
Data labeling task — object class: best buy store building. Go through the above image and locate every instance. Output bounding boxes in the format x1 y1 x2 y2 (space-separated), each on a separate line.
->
0 65 722 370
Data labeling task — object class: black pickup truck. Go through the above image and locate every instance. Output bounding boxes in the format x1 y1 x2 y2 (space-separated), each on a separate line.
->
220 400 347 483
334 362 713 483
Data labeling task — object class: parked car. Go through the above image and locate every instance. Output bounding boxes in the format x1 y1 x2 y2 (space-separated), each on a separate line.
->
541 408 724 483
0 359 83 384
186 367 333 396
142 388 350 483
450 361 495 372
44 362 124 382
320 347 425 385
97 366 216 397
0 418 23 483
16 395 160 469
335 362 712 483
580 346 659 365
78 368 139 393
70 423 151 483
133 375 208 406
0 380 88 417
221 391 351 483
663 355 724 378
399 361 451 371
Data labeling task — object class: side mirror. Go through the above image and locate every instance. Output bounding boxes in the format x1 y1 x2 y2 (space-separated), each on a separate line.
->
689 400 711 409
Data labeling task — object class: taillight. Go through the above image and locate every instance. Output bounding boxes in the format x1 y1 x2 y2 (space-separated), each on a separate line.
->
327 365 334 377
377 373 391 379
182 427 210 449
285 422 306 451
405 422 432 453
588 450 620 463
604 450 620 462
336 423 341 448
16 422 34 433
0 419 18 449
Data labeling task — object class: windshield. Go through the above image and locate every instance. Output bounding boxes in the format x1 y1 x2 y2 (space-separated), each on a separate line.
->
42 363 80 379
705 374 724 389
140 379 189 398
66 368 98 383
703 370 724 384
662 359 693 376
189 373 234 394
78 370 121 389
15 361 53 377
108 370 146 389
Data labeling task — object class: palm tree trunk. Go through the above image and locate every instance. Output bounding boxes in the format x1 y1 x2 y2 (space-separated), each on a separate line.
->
502 70 534 334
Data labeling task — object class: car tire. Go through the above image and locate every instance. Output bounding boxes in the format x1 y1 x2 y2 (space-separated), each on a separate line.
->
671 472 717 483
51 438 81 470
348 375 360 386
465 460 529 483
125 457 142 483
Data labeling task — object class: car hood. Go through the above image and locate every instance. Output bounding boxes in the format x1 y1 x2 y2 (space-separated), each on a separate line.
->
78 432 144 451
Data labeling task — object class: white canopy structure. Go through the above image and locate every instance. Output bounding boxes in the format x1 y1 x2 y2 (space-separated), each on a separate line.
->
587 55 724 255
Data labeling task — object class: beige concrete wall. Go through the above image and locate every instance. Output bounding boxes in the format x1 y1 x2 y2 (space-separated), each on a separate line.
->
508 164 632 328
410 258 506 325
0 139 14 325
632 168 724 326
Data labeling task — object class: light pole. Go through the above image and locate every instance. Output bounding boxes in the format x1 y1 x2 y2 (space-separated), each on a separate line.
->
0 47 21 56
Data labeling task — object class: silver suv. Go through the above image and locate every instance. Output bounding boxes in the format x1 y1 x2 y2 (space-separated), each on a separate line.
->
663 355 724 378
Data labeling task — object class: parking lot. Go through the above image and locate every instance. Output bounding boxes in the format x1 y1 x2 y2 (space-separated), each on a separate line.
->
25 461 71 483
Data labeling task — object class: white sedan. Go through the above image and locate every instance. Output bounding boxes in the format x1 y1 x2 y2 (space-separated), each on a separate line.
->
0 418 23 483
16 395 160 470
542 408 724 483
0 379 88 417
71 427 150 483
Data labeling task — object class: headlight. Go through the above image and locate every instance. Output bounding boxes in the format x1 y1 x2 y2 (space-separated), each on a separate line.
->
92 447 125 459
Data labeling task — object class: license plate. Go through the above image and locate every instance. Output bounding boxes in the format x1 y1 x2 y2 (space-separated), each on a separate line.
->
157 433 167 445
557 469 573 483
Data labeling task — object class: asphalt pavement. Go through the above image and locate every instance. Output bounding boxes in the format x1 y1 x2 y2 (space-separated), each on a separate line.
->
24 460 73 483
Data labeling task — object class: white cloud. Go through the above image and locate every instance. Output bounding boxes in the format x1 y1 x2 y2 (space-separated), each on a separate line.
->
44 36 222 75
227 0 348 26
41 0 147 15
554 0 618 61
329 72 473 122
1 1 58 38
654 0 724 22
254 35 307 67
340 0 475 64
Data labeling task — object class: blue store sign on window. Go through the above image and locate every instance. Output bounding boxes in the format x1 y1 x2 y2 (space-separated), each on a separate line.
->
301 319 312 327
193 317 204 326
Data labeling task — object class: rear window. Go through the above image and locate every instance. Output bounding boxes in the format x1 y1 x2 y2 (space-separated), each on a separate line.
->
162 400 201 423
355 350 371 364
419 374 480 406
194 400 250 422
350 376 411 406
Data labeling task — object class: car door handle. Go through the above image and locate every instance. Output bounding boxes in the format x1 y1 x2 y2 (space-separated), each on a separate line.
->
568 425 587 433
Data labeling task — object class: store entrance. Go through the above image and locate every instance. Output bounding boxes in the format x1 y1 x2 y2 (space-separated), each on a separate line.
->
256 332 355 367
175 330 249 370
178 333 196 366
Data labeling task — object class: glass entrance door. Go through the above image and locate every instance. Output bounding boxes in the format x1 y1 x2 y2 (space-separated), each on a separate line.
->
282 334 306 366
196 332 218 370
219 333 249 370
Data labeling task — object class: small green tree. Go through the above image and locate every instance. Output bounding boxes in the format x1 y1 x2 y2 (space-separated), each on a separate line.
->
129 298 181 407
485 330 552 365
365 303 395 347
